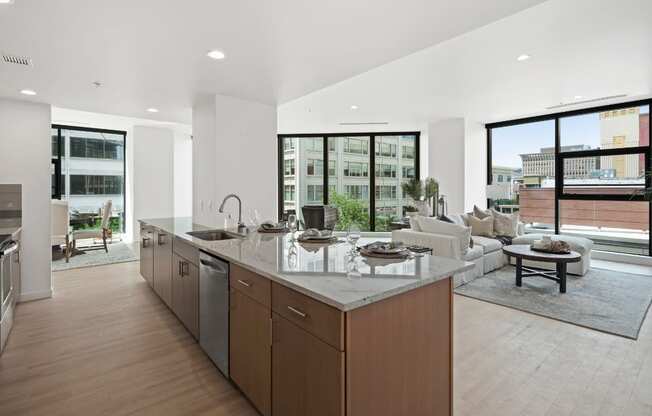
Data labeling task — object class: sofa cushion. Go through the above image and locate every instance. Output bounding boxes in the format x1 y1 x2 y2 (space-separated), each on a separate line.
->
468 215 494 237
492 209 519 238
416 216 472 255
473 205 492 219
447 213 468 226
463 245 483 261
408 215 422 231
512 233 593 255
472 236 503 254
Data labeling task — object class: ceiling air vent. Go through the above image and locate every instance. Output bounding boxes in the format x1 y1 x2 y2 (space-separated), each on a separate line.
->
2 53 33 67
339 122 389 126
546 94 627 110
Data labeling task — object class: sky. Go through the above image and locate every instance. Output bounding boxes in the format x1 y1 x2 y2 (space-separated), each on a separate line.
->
491 105 650 169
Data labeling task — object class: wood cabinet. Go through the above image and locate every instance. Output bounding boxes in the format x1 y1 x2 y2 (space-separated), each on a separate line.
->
171 253 199 339
153 230 172 308
139 224 154 286
229 288 271 416
272 312 345 416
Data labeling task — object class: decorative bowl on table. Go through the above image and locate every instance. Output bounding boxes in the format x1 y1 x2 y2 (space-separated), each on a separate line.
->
297 229 339 244
530 239 571 254
258 221 288 233
358 241 410 259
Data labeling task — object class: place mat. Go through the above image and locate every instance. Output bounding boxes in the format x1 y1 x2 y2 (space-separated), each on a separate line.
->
258 227 289 233
297 237 343 245
358 247 410 259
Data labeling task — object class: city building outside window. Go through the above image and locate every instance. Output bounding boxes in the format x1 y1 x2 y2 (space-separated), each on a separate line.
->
284 185 295 201
307 159 323 176
307 185 323 202
343 137 369 155
345 184 369 200
344 161 368 177
284 159 295 176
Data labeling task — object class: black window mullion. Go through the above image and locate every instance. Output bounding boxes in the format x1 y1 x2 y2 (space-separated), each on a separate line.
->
554 118 561 235
323 136 329 206
370 135 376 231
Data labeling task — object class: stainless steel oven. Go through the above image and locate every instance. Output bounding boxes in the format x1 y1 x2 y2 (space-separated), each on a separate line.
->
0 239 18 319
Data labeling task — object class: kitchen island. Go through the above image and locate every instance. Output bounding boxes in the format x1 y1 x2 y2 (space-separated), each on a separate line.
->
139 217 472 416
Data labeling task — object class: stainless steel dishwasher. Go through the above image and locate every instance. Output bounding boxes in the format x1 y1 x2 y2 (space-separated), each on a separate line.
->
199 251 229 377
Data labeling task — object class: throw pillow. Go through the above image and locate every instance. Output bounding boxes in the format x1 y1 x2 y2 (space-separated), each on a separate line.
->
467 215 495 237
473 205 492 219
416 216 472 255
491 209 519 238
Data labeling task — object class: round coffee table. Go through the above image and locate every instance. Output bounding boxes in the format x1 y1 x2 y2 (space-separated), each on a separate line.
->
502 245 581 293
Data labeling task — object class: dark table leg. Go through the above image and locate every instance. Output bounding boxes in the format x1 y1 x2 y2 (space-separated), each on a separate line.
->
557 262 567 293
515 257 522 287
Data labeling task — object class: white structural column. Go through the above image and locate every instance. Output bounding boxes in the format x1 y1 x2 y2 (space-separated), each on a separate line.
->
133 126 175 238
192 95 277 227
427 118 487 215
0 98 52 301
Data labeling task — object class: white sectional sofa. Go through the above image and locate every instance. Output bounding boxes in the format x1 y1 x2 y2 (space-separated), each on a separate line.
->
392 214 593 288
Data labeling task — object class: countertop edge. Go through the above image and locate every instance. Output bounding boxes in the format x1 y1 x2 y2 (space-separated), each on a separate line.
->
139 218 474 311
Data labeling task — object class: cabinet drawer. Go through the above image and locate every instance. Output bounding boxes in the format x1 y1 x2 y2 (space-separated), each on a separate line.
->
173 236 199 266
230 264 271 308
272 283 344 351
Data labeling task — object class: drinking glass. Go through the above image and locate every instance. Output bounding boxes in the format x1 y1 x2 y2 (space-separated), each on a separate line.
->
346 223 361 253
288 214 297 240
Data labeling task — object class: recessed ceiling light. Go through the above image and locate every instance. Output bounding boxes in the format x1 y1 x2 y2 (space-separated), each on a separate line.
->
516 54 531 62
574 95 583 100
0 0 16 4
207 50 226 60
147 108 159 113
20 89 36 96
350 105 359 110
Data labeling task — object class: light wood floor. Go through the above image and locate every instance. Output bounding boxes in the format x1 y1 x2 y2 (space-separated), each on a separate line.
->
1 261 651 416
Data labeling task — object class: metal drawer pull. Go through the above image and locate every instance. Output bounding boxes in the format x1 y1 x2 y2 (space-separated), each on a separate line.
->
287 306 307 318
181 261 189 276
237 280 251 287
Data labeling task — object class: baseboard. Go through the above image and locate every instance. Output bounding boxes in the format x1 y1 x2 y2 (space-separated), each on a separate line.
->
591 250 652 267
18 289 53 303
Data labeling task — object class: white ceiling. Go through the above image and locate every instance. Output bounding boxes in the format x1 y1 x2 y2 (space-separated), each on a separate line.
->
0 0 548 124
278 0 652 133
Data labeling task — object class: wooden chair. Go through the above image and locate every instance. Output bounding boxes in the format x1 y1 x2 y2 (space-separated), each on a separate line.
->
72 200 113 252
51 199 71 262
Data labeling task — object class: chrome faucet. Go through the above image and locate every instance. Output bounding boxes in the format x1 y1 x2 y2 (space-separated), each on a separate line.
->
218 194 247 233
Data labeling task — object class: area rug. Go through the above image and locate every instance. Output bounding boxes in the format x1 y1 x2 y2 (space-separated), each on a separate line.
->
455 266 652 339
52 243 139 272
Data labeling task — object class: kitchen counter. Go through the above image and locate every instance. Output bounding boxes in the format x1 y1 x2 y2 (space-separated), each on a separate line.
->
139 217 473 311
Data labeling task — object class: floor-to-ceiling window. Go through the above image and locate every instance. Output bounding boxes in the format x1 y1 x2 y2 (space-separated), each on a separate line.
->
51 125 127 235
487 100 651 256
278 132 420 231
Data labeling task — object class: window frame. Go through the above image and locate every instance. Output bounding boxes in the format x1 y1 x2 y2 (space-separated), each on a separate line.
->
277 131 420 230
485 98 651 256
51 124 127 233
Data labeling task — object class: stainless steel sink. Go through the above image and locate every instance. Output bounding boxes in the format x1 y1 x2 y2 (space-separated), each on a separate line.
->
186 230 241 241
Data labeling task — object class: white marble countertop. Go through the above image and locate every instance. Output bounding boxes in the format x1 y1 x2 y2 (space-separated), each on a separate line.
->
140 217 473 311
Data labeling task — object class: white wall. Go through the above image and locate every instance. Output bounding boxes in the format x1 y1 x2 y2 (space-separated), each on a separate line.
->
464 120 487 211
51 108 192 241
192 96 217 226
193 95 277 227
174 132 193 217
427 119 466 214
133 126 175 238
0 98 52 301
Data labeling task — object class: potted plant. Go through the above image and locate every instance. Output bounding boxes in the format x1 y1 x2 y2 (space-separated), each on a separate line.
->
404 205 419 218
401 178 440 217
